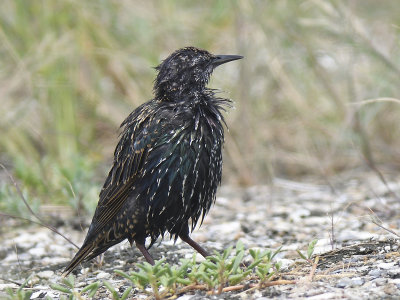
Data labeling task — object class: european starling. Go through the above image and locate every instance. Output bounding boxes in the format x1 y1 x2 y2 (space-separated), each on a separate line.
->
64 47 242 274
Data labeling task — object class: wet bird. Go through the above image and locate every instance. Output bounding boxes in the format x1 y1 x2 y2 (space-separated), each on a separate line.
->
64 47 242 274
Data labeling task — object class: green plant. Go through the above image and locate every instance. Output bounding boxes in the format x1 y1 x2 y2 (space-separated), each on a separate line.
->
199 241 251 293
5 277 33 300
249 246 283 286
115 259 167 299
1 155 99 217
297 239 318 263
115 241 284 298
50 274 100 300
103 280 132 300
0 183 40 218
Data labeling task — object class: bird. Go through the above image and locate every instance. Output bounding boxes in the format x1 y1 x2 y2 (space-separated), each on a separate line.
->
64 47 243 274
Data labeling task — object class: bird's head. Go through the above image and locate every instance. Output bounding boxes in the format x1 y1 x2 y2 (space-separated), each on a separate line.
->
154 47 243 101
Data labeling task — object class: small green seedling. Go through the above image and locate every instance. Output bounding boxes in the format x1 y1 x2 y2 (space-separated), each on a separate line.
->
5 276 33 300
297 239 318 263
103 280 132 300
50 274 100 299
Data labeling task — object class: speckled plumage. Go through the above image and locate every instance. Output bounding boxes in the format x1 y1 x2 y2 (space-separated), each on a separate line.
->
64 47 242 274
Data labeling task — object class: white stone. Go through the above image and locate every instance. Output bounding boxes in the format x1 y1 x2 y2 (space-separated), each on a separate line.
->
28 247 46 257
3 252 31 262
337 277 352 288
13 231 51 245
0 283 19 289
351 277 364 286
377 262 396 270
37 270 54 279
336 231 373 241
49 244 67 253
307 292 339 300
289 208 310 221
209 221 241 235
176 295 194 300
96 272 110 279
41 257 69 265
277 258 294 269
195 254 206 263
31 291 45 299
388 267 400 276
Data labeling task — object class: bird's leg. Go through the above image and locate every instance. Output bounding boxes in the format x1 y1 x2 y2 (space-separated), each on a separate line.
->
179 229 211 258
135 240 155 265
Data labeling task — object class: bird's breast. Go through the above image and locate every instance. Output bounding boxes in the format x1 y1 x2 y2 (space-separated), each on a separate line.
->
134 109 224 236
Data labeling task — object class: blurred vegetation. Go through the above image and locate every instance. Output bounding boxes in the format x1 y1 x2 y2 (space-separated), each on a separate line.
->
1 0 400 216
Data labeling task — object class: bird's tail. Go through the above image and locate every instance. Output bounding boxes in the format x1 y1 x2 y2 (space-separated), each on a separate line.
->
63 243 96 276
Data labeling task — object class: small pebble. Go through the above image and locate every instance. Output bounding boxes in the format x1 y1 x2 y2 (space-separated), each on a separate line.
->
377 262 395 270
96 271 110 279
388 268 400 278
351 277 364 286
369 269 383 277
307 292 338 300
391 278 400 288
384 283 398 295
195 254 206 263
337 277 352 288
31 291 47 299
277 258 294 269
372 278 388 286
337 231 372 241
0 283 19 289
49 244 67 253
290 208 310 220
37 270 54 279
209 221 241 235
28 247 46 257
176 295 194 300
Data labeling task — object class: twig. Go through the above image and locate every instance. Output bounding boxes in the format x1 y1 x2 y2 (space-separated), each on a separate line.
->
0 163 79 249
367 162 399 201
217 273 224 294
0 277 23 286
0 212 77 248
206 284 248 295
178 279 297 296
370 218 400 238
288 272 356 278
351 118 399 201
307 256 319 281
176 284 208 293
220 284 247 292
14 244 23 275
260 280 296 287
207 280 297 295
328 212 336 250
349 97 400 106
1 164 38 219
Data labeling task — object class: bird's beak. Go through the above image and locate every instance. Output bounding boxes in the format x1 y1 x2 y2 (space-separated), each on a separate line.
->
212 55 243 67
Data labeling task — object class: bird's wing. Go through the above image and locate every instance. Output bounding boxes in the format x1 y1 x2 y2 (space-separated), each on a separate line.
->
85 115 159 239
64 111 159 275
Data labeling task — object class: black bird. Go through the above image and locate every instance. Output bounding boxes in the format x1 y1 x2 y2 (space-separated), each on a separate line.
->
64 47 242 274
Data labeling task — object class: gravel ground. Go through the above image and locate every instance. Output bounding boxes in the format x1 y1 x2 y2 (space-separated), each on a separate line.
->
1 171 400 299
